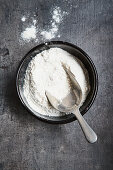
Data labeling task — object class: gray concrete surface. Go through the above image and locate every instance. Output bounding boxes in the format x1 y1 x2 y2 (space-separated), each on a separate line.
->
0 0 113 169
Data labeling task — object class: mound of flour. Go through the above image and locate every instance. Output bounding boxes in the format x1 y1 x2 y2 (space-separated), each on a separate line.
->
23 48 90 117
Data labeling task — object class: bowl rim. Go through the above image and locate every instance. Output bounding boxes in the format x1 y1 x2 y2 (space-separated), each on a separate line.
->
16 41 98 124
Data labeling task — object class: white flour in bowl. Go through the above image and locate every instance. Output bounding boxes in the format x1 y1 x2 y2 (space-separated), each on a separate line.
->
23 48 90 117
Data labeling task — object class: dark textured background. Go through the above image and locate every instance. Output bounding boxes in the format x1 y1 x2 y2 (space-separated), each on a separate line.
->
0 0 113 170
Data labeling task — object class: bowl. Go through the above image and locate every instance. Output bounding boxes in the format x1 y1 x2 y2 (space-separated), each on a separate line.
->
16 41 98 124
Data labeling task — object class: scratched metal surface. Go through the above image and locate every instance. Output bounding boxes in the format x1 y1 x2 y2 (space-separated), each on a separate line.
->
0 0 113 170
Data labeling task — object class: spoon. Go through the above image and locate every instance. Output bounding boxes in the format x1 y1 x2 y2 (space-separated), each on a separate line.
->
46 68 97 143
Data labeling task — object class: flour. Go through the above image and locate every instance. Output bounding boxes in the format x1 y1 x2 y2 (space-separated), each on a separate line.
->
33 19 37 25
20 7 68 42
21 16 26 22
23 48 90 117
21 25 36 41
41 7 68 40
20 17 37 42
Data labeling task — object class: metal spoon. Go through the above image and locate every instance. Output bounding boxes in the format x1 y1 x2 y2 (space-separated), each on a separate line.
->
46 68 97 143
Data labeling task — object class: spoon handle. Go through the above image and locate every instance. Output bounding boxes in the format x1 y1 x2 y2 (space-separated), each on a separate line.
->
73 109 97 143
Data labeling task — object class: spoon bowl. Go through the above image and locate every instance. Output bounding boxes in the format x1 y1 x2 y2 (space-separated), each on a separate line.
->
46 68 82 112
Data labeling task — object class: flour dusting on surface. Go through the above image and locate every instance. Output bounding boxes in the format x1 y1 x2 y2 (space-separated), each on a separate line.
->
21 16 26 22
41 7 68 40
20 6 68 43
23 48 90 117
21 25 37 41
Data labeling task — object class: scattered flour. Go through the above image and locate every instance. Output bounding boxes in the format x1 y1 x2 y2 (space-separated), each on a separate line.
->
21 16 26 22
33 19 37 25
41 7 68 40
20 6 68 43
21 25 36 42
23 48 90 117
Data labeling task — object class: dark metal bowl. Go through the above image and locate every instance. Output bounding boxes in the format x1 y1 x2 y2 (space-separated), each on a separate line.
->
16 41 98 124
